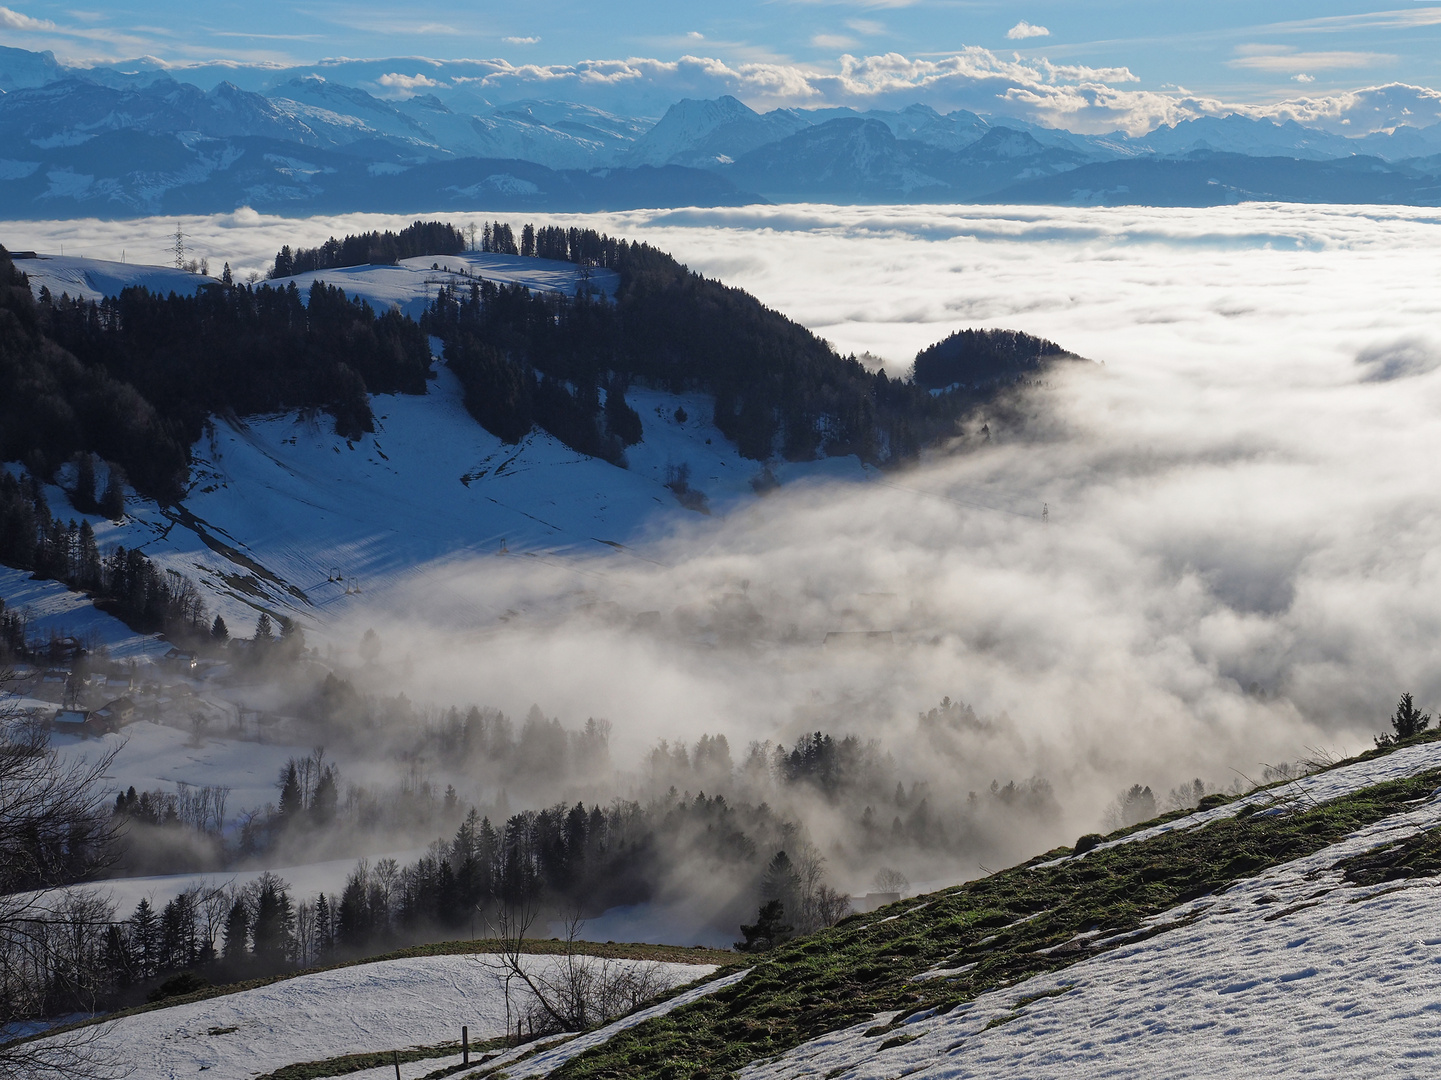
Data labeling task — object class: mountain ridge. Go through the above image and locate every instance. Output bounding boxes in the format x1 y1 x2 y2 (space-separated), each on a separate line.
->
4 45 1441 213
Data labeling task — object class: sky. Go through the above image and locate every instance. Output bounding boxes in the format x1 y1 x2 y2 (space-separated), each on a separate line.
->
4 2 1441 131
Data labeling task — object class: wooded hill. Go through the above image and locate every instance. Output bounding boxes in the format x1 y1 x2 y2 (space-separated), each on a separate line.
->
0 245 431 501
423 224 987 464
2 228 1085 510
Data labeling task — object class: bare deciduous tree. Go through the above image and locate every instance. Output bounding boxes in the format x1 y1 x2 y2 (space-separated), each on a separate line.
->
1 682 128 1078
476 903 681 1043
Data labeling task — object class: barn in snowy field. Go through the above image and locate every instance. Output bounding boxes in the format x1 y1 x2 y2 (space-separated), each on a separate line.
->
162 648 198 673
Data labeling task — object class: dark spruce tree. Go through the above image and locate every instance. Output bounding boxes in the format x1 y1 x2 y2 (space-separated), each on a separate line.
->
736 899 793 953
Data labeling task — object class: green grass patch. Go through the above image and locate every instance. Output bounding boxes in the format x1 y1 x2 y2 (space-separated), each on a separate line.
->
1339 826 1441 886
254 1040 471 1080
877 1032 919 1050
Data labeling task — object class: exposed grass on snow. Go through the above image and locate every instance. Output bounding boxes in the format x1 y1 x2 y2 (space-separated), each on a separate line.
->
253 1039 477 1080
536 733 1441 1080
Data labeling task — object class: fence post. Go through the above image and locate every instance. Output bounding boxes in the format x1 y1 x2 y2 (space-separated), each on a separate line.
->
463 1025 469 1065
393 1049 401 1080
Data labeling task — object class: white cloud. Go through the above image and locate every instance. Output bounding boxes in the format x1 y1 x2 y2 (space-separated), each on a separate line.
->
1262 7 1441 34
376 71 442 96
0 5 56 30
1248 82 1441 134
1229 45 1395 73
812 33 859 49
1007 20 1050 40
1293 73 1315 84
686 31 704 41
502 35 540 45
845 18 886 35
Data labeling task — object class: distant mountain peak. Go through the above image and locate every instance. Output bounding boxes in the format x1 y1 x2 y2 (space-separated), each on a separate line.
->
628 95 764 167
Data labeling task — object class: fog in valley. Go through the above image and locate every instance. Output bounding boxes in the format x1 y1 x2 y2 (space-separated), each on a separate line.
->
10 202 1441 946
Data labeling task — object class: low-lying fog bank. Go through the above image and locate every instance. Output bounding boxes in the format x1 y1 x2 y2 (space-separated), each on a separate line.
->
11 201 1441 918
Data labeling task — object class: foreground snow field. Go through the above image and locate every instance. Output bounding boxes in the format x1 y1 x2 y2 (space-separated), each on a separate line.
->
27 954 718 1080
338 967 752 1080
743 740 1441 1080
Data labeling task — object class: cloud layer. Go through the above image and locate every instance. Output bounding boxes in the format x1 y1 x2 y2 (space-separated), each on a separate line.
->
11 202 1441 827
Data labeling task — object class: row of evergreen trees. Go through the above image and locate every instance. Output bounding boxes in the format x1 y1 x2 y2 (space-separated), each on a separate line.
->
9 872 304 1022
314 787 812 958
1 245 432 503
0 470 207 638
424 226 967 464
270 220 466 278
478 220 625 267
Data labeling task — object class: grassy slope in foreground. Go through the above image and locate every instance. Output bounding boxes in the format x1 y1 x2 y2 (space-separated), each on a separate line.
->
542 732 1441 1080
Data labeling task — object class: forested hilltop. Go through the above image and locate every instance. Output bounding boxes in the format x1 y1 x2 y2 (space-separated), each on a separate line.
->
418 221 1085 463
0 245 429 502
2 222 1083 511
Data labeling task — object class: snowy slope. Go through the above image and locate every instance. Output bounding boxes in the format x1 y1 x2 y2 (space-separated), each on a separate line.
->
0 565 165 659
742 748 1441 1080
1043 738 1441 865
24 954 718 1080
627 96 769 166
13 253 219 301
273 249 619 320
8 253 865 637
54 720 324 817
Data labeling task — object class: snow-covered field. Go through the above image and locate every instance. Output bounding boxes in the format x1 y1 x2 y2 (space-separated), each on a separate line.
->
25 954 718 1080
276 251 620 320
744 762 1441 1079
4 248 866 646
11 253 217 304
0 566 165 660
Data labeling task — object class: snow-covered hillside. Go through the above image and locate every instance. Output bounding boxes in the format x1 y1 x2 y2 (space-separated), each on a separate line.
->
0 566 163 659
744 743 1441 1079
25 953 720 1080
7 252 867 639
15 253 221 302
273 249 619 319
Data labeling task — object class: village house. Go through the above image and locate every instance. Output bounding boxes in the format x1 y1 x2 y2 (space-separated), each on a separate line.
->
51 708 99 738
93 697 137 730
162 647 198 673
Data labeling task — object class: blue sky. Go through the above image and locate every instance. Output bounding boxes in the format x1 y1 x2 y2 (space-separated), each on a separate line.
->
4 2 1441 130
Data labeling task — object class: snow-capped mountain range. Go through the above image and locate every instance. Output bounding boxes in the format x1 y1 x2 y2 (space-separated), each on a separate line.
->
3 43 1441 214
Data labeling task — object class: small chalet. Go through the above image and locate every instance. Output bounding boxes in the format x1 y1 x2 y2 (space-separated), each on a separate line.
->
51 708 99 737
93 697 136 730
163 648 198 673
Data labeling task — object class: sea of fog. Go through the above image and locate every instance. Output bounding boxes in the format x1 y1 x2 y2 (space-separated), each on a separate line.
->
9 203 1441 820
